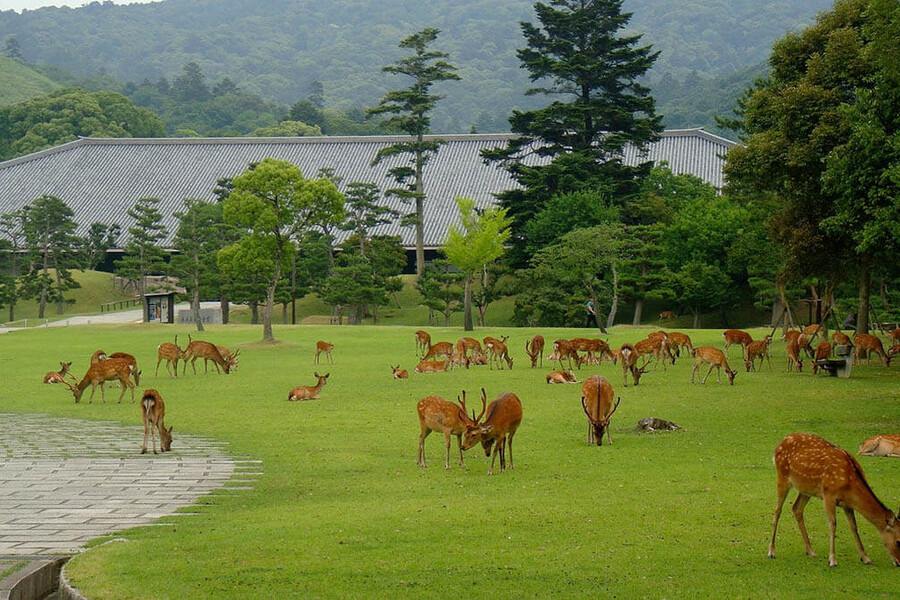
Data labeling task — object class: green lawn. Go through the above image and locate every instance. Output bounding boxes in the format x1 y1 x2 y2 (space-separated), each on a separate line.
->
1 324 898 598
2 270 135 325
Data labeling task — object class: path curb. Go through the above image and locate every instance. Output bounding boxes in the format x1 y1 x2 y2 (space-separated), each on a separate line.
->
0 556 68 600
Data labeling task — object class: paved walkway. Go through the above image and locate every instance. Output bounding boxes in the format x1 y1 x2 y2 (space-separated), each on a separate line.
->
0 413 255 557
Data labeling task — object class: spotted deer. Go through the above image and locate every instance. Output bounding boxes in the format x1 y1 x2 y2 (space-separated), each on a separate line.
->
744 336 773 372
156 335 184 377
63 359 136 403
414 330 431 357
723 329 753 355
525 335 545 368
108 352 141 386
288 372 329 401
550 339 581 370
858 434 900 458
414 359 449 373
140 389 172 454
183 336 235 374
690 347 737 385
667 331 693 357
416 390 485 469
483 336 512 370
461 389 523 475
832 331 853 354
422 341 454 362
581 375 621 446
786 336 804 372
315 340 334 365
853 334 891 367
615 343 648 387
768 433 900 567
811 341 833 375
391 365 409 380
42 361 72 384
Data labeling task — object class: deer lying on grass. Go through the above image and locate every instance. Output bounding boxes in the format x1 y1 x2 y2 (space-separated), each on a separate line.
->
666 331 693 357
853 334 891 367
288 372 329 401
858 434 900 458
450 346 470 369
744 336 773 372
415 330 431 357
391 365 409 379
315 340 334 365
43 361 73 384
416 390 485 469
461 389 523 475
525 335 545 368
140 389 172 454
64 359 136 403
723 329 753 355
183 336 236 374
768 433 900 567
483 336 512 370
581 375 621 446
546 370 577 384
786 336 804 372
415 359 449 373
690 347 737 385
156 336 184 377
811 341 833 375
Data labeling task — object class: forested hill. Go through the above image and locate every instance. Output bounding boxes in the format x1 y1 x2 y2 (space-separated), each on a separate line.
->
0 0 832 132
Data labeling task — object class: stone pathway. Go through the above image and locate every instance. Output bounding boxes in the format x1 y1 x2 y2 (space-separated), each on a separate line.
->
0 413 256 557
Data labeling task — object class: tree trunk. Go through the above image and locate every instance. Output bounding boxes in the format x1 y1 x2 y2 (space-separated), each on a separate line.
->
290 253 297 325
856 255 871 335
192 286 204 332
38 247 48 319
414 146 425 278
54 268 64 315
282 302 288 324
444 310 451 327
220 296 230 324
262 284 276 342
463 274 474 331
632 298 644 326
605 263 618 330
693 309 700 329
250 301 259 325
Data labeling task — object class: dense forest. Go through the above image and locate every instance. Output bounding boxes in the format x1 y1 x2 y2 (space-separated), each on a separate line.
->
0 0 832 133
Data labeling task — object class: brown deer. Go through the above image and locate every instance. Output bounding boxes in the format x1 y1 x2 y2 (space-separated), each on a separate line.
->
217 345 240 371
458 337 483 357
723 329 753 355
581 375 621 446
796 333 815 358
667 331 693 357
461 389 523 475
615 343 648 387
634 337 670 370
550 339 581 370
648 331 677 364
414 359 449 373
90 349 108 364
891 327 900 345
288 372 329 401
391 365 409 380
690 347 737 385
422 341 454 361
414 330 431 357
315 340 334 365
43 361 72 384
63 359 136 403
658 310 676 320
786 336 804 372
108 352 141 385
768 433 900 567
858 434 900 458
484 336 513 370
546 370 577 384
525 335 545 368
140 389 172 454
416 390 485 469
853 334 891 367
802 323 823 340
183 336 234 374
811 341 833 375
832 331 854 354
156 336 184 377
571 337 615 364
744 336 773 372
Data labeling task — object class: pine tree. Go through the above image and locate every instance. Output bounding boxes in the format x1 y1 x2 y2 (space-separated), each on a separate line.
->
171 199 224 332
116 197 168 317
340 182 398 256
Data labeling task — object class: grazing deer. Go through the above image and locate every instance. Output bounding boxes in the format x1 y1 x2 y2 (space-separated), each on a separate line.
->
414 359 449 373
658 310 676 320
391 365 409 380
667 331 693 357
690 347 737 385
786 336 804 372
853 334 891 367
802 323 823 341
43 361 72 384
461 389 523 475
484 336 513 370
217 345 240 371
811 341 833 375
615 343 648 387
581 375 621 446
416 390 485 469
550 339 581 370
422 341 454 361
768 433 900 567
723 329 753 355
634 337 670 370
458 337 483 357
63 359 136 403
183 336 235 374
315 340 334 365
108 352 141 386
571 337 615 365
140 389 172 454
470 351 488 366
832 331 853 354
797 333 815 358
858 434 900 458
525 335 545 368
415 330 431 357
156 336 184 377
744 336 773 372
288 372 329 401
546 370 577 384
647 331 677 364
449 345 471 369
90 349 108 364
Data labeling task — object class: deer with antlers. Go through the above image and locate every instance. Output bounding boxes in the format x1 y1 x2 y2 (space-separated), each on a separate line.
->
461 389 522 475
414 330 431 357
182 336 237 374
690 347 737 385
768 433 900 567
156 336 184 377
525 335 545 368
288 372 329 401
391 365 409 380
581 375 621 446
43 361 73 384
63 359 136 403
853 334 891 367
416 390 486 469
315 340 334 365
140 389 172 454
744 336 773 372
546 370 577 384
858 434 900 458
483 336 512 370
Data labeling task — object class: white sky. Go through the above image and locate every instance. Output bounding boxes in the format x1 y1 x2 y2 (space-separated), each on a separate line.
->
1 1 158 11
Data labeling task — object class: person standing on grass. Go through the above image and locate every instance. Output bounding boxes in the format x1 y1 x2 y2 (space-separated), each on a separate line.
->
585 299 598 328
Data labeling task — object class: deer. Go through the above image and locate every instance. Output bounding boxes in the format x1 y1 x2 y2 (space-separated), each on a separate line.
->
416 390 486 469
571 337 615 365
484 336 513 370
768 433 900 567
667 331 694 357
550 339 581 370
449 345 470 369
658 310 676 321
156 335 184 377
422 341 454 361
315 340 334 365
140 389 172 454
858 434 900 458
853 334 891 367
182 336 235 374
288 372 329 401
391 365 409 380
90 349 108 365
525 335 545 368
647 331 677 364
796 333 815 358
634 337 670 370
811 341 833 375
414 330 431 357
744 336 773 372
43 361 73 384
458 337 483 358
690 347 737 385
217 345 240 371
415 359 449 373
786 336 804 372
546 370 577 384
461 389 523 475
802 323 823 341
615 343 648 387
107 352 141 386
581 375 621 446
63 359 136 403
723 329 753 355
832 331 854 354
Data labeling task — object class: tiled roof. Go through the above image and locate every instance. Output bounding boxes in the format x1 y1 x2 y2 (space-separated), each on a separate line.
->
0 130 735 248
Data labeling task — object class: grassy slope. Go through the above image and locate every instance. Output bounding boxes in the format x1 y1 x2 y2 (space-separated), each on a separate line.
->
1 324 898 598
3 270 134 324
0 56 59 106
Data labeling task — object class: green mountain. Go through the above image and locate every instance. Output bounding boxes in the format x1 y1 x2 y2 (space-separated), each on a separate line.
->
0 0 832 132
0 55 59 106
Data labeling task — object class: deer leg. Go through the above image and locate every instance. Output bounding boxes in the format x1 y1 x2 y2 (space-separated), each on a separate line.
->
417 429 430 468
155 358 162 377
768 479 790 558
824 496 838 567
457 434 464 467
497 437 506 471
141 418 149 454
606 425 613 445
329 351 334 365
443 431 452 470
506 432 514 469
587 422 592 445
702 364 714 384
791 494 816 557
488 441 499 475
691 363 698 384
842 508 872 564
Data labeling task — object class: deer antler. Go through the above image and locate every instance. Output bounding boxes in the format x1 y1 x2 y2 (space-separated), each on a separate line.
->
581 396 594 421
608 397 622 418
475 388 487 423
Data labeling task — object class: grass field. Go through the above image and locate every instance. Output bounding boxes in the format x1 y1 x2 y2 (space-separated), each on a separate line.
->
1 270 134 325
1 324 898 598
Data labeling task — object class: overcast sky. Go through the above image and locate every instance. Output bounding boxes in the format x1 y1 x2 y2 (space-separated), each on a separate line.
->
1 0 157 11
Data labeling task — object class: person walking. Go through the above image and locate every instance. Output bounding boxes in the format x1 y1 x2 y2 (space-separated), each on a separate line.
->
584 299 598 328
